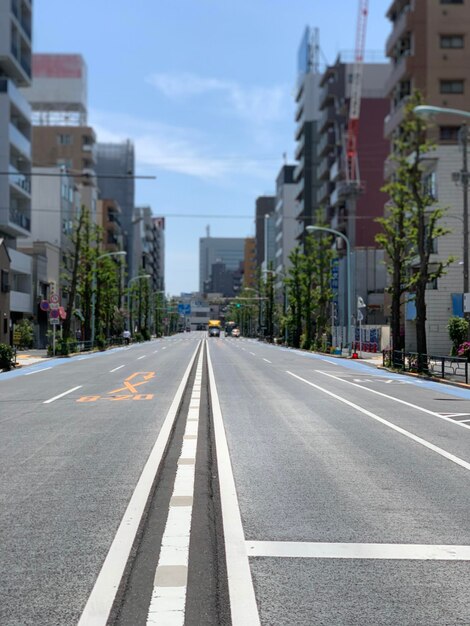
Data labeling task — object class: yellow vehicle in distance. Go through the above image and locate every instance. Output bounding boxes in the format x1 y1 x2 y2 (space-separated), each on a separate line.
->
208 319 222 338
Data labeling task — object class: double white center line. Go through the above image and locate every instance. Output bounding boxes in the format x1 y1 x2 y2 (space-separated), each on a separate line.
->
147 347 204 625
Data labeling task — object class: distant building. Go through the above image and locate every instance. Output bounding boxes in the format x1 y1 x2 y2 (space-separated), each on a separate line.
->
207 261 243 298
293 27 322 241
199 236 245 293
98 199 123 253
95 141 136 275
255 196 275 269
274 164 297 293
243 237 257 289
132 206 165 292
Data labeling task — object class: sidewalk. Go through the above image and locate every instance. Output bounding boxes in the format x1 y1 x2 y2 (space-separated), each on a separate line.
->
14 349 53 367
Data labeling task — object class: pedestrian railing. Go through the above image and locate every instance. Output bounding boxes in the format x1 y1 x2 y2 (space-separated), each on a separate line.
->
383 349 469 384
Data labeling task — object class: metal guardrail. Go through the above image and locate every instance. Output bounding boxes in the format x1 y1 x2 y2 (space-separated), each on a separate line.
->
383 350 469 384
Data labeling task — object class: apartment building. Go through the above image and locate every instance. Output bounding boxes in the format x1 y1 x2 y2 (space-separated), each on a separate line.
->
293 27 322 241
385 0 470 352
132 206 165 292
243 237 257 289
0 0 34 335
317 57 390 338
254 196 275 269
274 164 297 294
98 199 124 254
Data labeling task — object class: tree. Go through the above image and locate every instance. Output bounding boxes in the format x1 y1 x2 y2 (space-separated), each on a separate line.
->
448 316 469 356
285 247 303 348
308 222 335 349
379 92 454 365
63 206 86 342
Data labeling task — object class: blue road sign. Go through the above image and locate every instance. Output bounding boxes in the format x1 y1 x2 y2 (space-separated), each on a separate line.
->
178 303 191 315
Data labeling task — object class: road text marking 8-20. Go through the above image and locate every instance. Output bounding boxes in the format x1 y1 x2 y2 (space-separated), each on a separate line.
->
77 372 155 403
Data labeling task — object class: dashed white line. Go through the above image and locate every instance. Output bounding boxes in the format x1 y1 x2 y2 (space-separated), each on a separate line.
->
246 541 470 561
249 352 255 356
25 366 53 376
262 358 271 363
153 350 158 354
43 385 82 404
110 365 125 373
146 346 204 625
137 355 147 360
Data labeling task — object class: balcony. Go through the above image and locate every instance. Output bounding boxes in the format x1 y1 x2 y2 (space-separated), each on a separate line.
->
320 105 335 133
9 207 31 233
295 118 305 142
317 182 330 204
0 78 31 120
9 164 31 196
10 290 32 313
318 158 331 181
384 54 408 97
385 3 411 56
9 122 30 158
384 97 408 138
295 135 305 161
295 100 304 123
293 162 304 182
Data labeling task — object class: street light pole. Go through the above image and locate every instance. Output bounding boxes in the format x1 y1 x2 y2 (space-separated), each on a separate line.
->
414 104 470 312
91 250 126 344
306 225 352 351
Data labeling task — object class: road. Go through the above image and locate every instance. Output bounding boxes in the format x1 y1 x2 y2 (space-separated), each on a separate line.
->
2 333 470 625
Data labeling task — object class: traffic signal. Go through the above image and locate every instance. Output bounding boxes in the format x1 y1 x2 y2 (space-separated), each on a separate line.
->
236 303 241 308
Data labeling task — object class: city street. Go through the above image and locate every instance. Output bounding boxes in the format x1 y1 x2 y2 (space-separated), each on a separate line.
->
2 334 470 625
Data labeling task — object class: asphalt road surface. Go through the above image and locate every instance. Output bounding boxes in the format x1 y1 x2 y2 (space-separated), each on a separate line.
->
2 333 470 625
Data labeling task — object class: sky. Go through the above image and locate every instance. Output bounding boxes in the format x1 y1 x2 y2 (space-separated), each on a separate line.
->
34 0 392 295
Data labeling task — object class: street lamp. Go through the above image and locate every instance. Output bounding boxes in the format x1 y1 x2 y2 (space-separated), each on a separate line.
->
414 104 469 306
127 274 151 334
306 225 352 351
91 250 127 344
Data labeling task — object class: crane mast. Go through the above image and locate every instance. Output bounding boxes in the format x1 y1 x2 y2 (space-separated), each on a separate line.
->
346 0 369 186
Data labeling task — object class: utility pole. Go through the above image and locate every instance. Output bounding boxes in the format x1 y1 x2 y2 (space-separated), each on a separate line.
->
461 124 469 302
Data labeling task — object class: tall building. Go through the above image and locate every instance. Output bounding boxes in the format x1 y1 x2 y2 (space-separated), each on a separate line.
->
132 206 164 292
95 141 136 275
0 0 34 336
274 164 297 293
255 196 275 268
22 54 98 217
385 0 470 353
98 199 124 253
293 27 322 241
153 216 165 292
243 237 257 289
199 236 245 293
317 57 390 338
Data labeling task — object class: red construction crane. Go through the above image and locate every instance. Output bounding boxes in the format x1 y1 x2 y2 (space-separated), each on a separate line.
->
346 0 369 186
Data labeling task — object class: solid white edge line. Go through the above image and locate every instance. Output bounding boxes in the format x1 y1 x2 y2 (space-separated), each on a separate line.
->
286 371 470 474
316 370 470 432
246 541 470 560
25 366 53 375
78 341 201 626
206 340 261 626
110 365 125 373
43 385 82 404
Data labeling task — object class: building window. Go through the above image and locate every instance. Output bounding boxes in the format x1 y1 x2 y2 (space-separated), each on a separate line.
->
441 34 464 48
423 171 437 201
440 125 460 141
440 79 464 94
57 134 72 145
1 270 9 293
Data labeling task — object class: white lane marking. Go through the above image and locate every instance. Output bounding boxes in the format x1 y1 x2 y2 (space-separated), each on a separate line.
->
316 370 470 433
146 347 204 625
246 541 470 561
162 347 167 350
321 358 338 364
249 352 255 356
110 365 125 373
287 371 470 474
43 385 82 404
137 355 147 360
263 358 271 363
25 366 53 376
78 342 201 626
153 350 159 354
207 342 260 626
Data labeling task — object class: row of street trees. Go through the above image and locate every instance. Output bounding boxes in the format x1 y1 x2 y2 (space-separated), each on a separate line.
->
59 206 172 352
227 92 454 364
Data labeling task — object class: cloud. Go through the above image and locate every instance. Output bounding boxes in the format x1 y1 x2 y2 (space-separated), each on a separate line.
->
146 72 288 125
90 110 276 182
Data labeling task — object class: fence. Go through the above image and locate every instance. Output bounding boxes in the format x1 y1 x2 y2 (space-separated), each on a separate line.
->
383 350 469 384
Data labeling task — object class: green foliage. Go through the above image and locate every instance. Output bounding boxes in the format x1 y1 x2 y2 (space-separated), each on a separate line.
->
15 319 34 349
448 316 469 355
0 343 14 370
